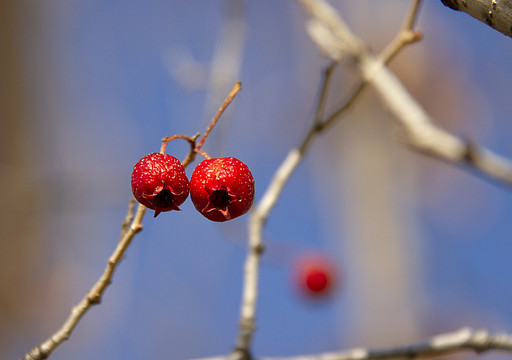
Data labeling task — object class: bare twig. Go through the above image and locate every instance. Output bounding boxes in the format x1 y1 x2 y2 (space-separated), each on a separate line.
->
233 2 425 356
379 0 423 63
313 61 337 127
317 81 365 133
299 0 512 185
21 203 147 360
320 0 423 132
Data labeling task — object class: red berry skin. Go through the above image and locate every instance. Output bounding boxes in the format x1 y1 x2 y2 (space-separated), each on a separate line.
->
190 157 255 222
294 255 336 298
131 153 190 217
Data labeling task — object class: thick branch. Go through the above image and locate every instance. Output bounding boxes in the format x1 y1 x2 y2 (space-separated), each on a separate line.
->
441 0 512 38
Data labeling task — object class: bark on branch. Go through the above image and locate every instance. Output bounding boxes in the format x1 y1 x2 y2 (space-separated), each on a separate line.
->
441 0 512 38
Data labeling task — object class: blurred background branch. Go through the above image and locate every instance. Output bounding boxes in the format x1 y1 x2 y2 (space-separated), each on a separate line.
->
260 327 512 360
300 0 512 186
235 2 424 356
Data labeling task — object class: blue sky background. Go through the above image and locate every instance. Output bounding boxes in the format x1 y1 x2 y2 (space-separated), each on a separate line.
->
5 1 512 360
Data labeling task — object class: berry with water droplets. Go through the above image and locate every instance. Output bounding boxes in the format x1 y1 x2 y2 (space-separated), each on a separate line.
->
131 152 190 217
190 157 254 222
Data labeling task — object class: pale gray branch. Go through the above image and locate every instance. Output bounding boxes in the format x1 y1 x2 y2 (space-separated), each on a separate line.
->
300 0 512 185
234 0 425 355
441 0 512 38
235 149 302 353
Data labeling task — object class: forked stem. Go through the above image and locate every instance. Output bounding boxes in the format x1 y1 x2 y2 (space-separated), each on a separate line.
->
161 133 200 167
160 134 197 154
161 81 242 163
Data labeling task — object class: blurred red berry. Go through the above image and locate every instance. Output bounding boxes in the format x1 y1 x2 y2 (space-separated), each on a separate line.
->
131 152 190 217
294 254 336 298
190 157 255 222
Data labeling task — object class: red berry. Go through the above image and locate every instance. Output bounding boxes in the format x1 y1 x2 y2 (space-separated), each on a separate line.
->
294 254 336 298
190 157 255 222
131 153 190 217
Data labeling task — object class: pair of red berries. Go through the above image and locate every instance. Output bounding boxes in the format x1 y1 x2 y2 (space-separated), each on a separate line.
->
131 153 255 221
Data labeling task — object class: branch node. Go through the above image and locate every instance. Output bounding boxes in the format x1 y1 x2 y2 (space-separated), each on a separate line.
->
313 121 325 134
25 346 49 360
253 243 265 255
132 224 143 233
462 139 479 164
412 30 423 42
87 291 102 305
470 329 493 353
230 347 252 360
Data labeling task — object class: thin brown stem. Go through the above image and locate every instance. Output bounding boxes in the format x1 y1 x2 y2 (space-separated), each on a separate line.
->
315 81 366 134
181 133 201 167
196 148 212 160
197 81 242 151
160 134 198 155
299 61 339 154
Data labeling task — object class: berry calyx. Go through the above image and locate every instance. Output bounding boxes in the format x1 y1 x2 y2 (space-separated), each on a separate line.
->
294 254 336 298
131 152 190 217
190 157 255 222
